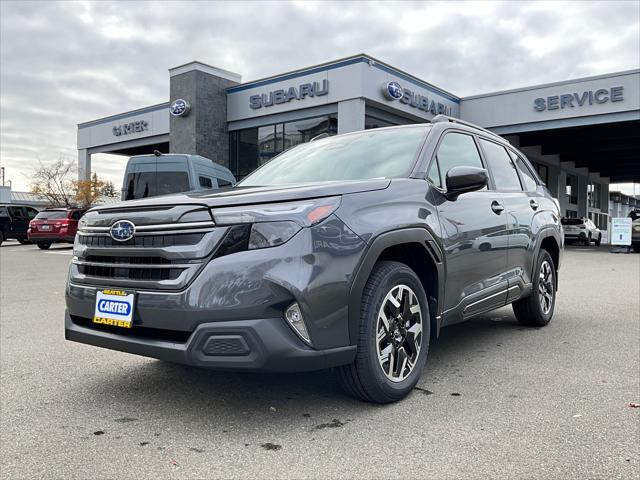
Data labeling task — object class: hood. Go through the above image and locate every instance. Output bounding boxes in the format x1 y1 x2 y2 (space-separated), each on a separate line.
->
91 179 391 212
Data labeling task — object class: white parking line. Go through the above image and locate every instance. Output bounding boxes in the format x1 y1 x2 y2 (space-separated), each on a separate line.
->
45 250 73 255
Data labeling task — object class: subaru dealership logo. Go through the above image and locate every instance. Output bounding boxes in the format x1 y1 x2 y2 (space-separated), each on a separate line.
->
170 98 190 117
110 220 135 242
383 81 404 100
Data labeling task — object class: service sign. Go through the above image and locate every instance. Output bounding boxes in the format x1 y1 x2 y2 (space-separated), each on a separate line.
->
611 217 632 246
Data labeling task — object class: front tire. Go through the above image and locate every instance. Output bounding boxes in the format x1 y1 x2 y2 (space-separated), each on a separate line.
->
513 249 556 327
338 261 430 404
37 242 52 250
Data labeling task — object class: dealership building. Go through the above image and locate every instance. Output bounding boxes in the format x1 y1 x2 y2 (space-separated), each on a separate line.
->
77 54 640 241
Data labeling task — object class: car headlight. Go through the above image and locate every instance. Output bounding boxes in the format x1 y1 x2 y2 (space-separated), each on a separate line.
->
211 196 341 251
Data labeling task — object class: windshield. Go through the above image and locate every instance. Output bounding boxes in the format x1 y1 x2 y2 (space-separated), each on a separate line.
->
34 210 67 220
629 210 640 221
238 126 429 187
561 218 584 226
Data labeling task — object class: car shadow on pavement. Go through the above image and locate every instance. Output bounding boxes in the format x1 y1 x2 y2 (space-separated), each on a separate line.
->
73 308 532 434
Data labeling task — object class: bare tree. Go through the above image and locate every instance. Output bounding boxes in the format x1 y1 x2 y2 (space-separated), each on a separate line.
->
30 156 77 207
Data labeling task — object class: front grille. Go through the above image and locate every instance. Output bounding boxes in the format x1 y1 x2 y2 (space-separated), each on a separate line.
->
85 255 172 265
70 315 191 343
78 232 205 247
77 264 185 281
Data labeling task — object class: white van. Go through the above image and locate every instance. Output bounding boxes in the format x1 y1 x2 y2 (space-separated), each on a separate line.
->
121 154 236 201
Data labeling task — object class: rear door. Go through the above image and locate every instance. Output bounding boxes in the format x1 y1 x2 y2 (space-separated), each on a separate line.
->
428 130 510 321
8 207 28 237
478 138 538 300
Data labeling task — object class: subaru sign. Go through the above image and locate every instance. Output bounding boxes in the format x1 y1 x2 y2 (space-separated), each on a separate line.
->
383 81 404 100
170 98 191 117
110 220 136 242
382 81 453 116
249 80 329 109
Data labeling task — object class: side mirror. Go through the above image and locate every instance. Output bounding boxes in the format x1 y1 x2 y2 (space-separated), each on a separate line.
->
445 166 488 200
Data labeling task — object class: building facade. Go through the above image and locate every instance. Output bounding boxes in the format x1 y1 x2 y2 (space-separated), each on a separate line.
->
77 54 640 242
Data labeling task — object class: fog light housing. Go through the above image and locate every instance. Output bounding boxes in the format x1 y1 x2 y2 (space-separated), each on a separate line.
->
284 303 312 346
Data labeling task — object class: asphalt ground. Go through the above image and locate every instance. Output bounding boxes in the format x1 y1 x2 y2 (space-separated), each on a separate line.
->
1 240 638 479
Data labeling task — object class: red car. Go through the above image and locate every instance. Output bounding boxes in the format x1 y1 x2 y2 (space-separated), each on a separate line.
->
28 208 86 250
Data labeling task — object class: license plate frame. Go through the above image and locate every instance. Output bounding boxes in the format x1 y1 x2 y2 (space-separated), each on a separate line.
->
93 289 135 329
40 224 51 231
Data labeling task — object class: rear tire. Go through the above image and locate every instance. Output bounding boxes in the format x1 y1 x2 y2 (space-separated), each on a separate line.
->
338 261 430 404
586 233 592 246
17 237 30 245
595 234 601 246
37 242 52 250
513 249 556 327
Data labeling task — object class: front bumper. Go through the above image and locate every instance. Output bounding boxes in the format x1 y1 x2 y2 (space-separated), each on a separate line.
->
65 311 356 372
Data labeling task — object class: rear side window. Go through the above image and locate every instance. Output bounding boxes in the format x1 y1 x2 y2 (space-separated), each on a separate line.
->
9 207 26 218
218 179 233 187
27 208 38 219
0 206 8 217
199 176 213 189
434 132 484 186
71 211 81 220
509 150 538 192
479 139 522 191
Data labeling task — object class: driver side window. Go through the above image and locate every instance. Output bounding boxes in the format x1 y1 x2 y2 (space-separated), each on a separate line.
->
428 132 485 189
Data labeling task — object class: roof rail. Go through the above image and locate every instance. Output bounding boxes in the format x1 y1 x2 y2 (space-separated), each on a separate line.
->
431 115 504 140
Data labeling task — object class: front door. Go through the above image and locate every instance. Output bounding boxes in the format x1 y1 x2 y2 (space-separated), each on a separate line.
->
428 130 510 323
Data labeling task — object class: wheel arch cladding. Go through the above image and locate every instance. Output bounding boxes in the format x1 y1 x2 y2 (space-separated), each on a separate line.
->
348 228 444 345
539 235 560 290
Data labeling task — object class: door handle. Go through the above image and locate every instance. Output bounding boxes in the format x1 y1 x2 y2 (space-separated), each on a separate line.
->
530 200 539 210
491 201 504 214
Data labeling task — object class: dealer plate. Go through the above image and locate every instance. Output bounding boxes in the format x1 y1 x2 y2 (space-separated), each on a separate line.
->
93 289 135 329
40 225 51 231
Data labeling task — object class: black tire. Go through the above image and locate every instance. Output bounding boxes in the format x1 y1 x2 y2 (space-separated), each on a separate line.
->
586 233 592 246
37 242 52 250
513 249 556 327
338 261 430 404
0 230 4 246
595 234 601 246
17 237 30 245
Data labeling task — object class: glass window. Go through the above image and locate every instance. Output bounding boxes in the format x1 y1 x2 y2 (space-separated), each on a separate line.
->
124 171 190 200
565 209 578 218
9 207 26 218
0 206 8 217
427 160 441 188
231 116 338 180
365 116 397 130
218 179 233 187
199 176 213 189
566 174 578 205
479 139 522 191
533 163 548 185
588 182 602 209
435 133 484 186
27 208 39 219
509 150 538 191
34 210 67 220
239 126 428 187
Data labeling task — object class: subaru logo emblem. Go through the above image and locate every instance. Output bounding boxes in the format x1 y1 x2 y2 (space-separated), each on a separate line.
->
170 98 190 117
110 220 136 242
383 81 404 101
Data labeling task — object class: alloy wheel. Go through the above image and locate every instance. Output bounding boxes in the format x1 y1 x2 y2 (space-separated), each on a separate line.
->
538 260 554 315
375 284 423 382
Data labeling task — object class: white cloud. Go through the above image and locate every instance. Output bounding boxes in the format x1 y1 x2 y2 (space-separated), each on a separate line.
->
1 0 638 190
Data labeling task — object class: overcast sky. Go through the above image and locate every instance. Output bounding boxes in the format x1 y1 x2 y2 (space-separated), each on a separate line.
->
1 0 639 193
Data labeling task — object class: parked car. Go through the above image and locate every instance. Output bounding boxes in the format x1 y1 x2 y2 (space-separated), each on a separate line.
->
0 203 39 246
65 116 563 404
28 208 87 249
121 153 236 201
630 210 640 251
561 217 601 245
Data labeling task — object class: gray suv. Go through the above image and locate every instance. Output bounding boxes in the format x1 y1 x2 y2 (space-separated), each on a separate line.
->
65 116 563 404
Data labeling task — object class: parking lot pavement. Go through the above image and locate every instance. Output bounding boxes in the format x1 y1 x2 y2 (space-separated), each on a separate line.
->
1 242 638 479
